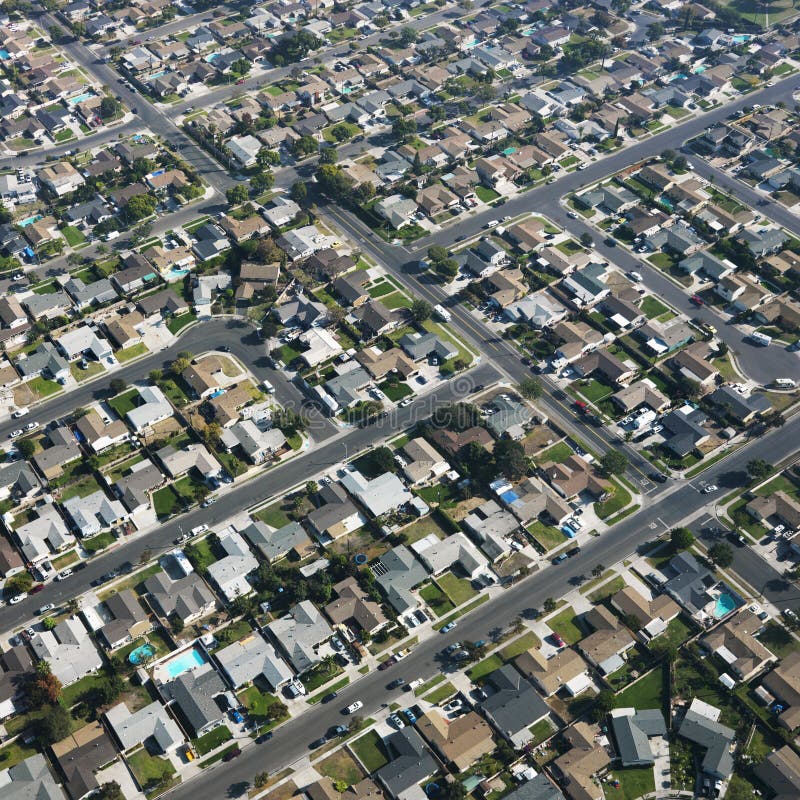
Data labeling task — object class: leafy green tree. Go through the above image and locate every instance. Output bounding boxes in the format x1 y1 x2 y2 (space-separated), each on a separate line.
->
708 542 734 569
99 96 122 119
16 438 36 460
226 184 249 205
290 181 308 206
599 451 628 476
517 378 542 400
5 571 32 596
124 194 157 222
746 459 771 482
494 439 527 480
372 446 396 474
39 704 71 744
98 782 125 800
579 232 593 248
392 117 417 142
230 58 251 77
409 299 433 323
319 147 338 164
543 597 557 613
671 527 694 551
291 134 318 158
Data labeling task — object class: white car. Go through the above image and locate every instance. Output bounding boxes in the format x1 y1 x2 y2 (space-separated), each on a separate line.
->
628 271 643 282
8 429 22 439
566 210 579 219
56 569 73 580
346 701 364 714
11 408 28 418
398 397 413 408
25 421 38 431
702 484 718 494
38 603 54 615
8 593 27 605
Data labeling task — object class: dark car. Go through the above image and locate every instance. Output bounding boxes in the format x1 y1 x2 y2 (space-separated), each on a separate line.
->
222 747 241 761
649 471 668 483
321 691 339 704
690 294 705 306
474 384 484 392
378 656 396 671
256 732 273 743
219 345 230 352
604 237 617 247
310 736 328 749
728 531 747 547
30 584 45 594
552 553 568 564
566 546 581 558
387 678 405 690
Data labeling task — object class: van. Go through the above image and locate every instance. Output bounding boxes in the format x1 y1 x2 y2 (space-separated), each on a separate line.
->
433 304 451 323
262 379 275 394
749 331 772 346
775 378 797 388
105 230 120 241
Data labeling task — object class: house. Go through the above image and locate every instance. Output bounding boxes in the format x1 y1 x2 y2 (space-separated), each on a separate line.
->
220 420 286 465
62 490 127 538
306 482 367 542
207 531 258 602
161 663 226 736
97 589 150 650
677 698 735 780
401 438 450 486
428 426 494 459
0 461 40 504
191 224 231 263
0 755 67 800
485 269 527 308
22 290 71 322
37 161 84 196
498 476 572 527
219 213 271 243
463 500 517 562
115 460 165 514
552 321 603 363
762 652 800 730
413 532 485 579
708 385 771 424
601 295 645 330
375 194 418 229
416 184 459 218
352 300 400 339
669 342 719 389
0 537 25 580
55 326 113 362
32 426 81 481
551 721 611 800
747 490 800 530
136 288 188 320
612 381 671 416
30 617 103 686
126 385 173 432
701 608 776 681
478 665 550 747
340 469 413 518
399 332 457 363
215 633 293 691
144 569 216 625
106 700 184 754
577 605 636 675
540 455 611 501
662 552 725 618
485 395 534 440
263 196 301 228
374 545 428 615
15 503 73 564
755 746 800 799
515 645 591 697
660 405 709 457
110 258 158 295
610 709 667 768
376 728 438 800
75 409 129 454
324 577 388 636
228 134 262 167
274 295 329 328
562 265 610 307
244 520 315 563
611 586 680 641
277 224 332 262
62 277 117 310
504 293 567 328
0 645 33 722
267 600 333 674
417 709 494 771
495 776 564 800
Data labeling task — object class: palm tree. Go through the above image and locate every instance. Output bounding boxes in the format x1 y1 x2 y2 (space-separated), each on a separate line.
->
321 654 337 674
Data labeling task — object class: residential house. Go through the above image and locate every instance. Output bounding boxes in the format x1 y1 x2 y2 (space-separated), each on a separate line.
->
376 728 438 800
610 709 667 768
206 530 258 602
244 520 315 563
267 600 333 674
161 663 226 736
401 438 450 486
219 420 286 465
0 645 33 722
15 503 73 564
515 645 592 697
30 617 103 686
754 746 800 798
75 409 129 454
374 545 429 615
610 586 680 641
747 490 800 530
62 490 127 539
0 754 68 800
324 577 388 637
144 570 216 625
552 320 603 363
215 634 293 692
677 699 735 780
669 342 719 390
551 722 611 800
540 455 611 501
708 385 771 424
105 700 184 754
412 532 485 579
659 405 709 457
340 469 413 519
98 589 150 650
417 709 494 772
32 426 81 481
306 482 367 542
125 385 173 433
701 608 776 681
115 460 165 514
762 652 800 730
577 605 636 675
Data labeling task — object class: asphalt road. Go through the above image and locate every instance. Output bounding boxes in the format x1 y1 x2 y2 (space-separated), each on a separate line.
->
161 411 800 800
0 358 503 632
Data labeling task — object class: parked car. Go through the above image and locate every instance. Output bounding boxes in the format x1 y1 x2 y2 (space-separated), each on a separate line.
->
310 736 327 749
441 621 457 633
551 632 565 647
37 603 54 615
387 678 405 690
56 569 73 580
229 709 244 724
690 294 705 306
346 701 364 714
389 713 405 729
256 732 273 744
321 691 338 704
403 708 417 723
8 593 27 605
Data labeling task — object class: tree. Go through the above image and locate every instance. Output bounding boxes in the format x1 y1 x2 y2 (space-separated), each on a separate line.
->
708 542 734 569
599 451 628 476
290 181 308 206
230 58 251 77
16 438 36 460
392 117 417 142
579 232 594 248
5 571 32 596
591 564 604 577
746 459 771 482
226 184 249 205
372 446 395 474
321 654 338 674
28 669 62 708
98 783 125 800
443 782 467 800
124 194 157 222
109 378 127 395
251 171 274 194
517 377 542 400
99 95 122 120
494 439 527 481
169 612 185 634
39 704 71 744
319 146 338 164
647 21 664 41
305 480 318 497
671 527 695 551
409 299 433 323
255 773 270 789
543 597 557 613
291 134 318 158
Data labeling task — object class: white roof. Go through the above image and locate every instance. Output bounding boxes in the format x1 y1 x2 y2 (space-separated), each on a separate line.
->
30 617 103 686
106 700 184 752
339 470 412 517
127 385 173 431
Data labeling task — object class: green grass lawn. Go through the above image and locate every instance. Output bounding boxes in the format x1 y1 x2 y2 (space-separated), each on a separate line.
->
253 501 293 526
193 725 232 756
467 654 504 683
528 718 555 746
0 739 38 770
82 531 116 553
547 607 584 644
307 676 350 705
301 663 344 693
26 376 61 398
238 685 278 719
437 572 477 606
152 484 185 518
60 473 103 501
351 731 388 772
414 675 445 696
367 280 395 298
475 185 500 203
167 312 197 335
422 681 457 705
379 380 413 401
615 665 664 709
595 480 633 520
420 582 455 617
116 342 148 363
500 631 540 661
70 360 105 382
604 766 655 800
127 749 178 796
61 225 86 247
528 520 568 552
576 378 614 404
108 388 140 418
537 441 574 463
317 749 364 786
641 296 670 319
652 616 695 650
587 575 625 603
759 622 800 658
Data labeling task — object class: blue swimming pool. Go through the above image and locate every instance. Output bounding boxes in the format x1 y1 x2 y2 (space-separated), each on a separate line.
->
68 91 95 105
164 646 207 679
732 34 751 44
209 388 225 399
18 214 42 227
129 643 156 665
714 592 740 618
166 266 190 281
0 49 9 60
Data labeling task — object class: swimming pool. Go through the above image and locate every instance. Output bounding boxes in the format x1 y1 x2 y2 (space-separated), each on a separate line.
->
147 70 166 81
713 592 739 618
18 214 42 227
129 643 156 665
68 92 95 105
166 266 191 281
209 388 225 399
732 34 751 44
0 49 9 60
164 646 208 679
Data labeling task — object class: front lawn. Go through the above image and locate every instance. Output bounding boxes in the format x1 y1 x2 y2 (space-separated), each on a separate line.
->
70 360 105 382
537 441 574 464
587 575 625 603
26 376 61 398
475 185 500 203
422 681 457 705
641 296 670 319
82 531 116 553
127 749 178 796
167 312 197 335
61 225 86 247
301 662 343 693
379 380 413 401
116 342 148 363
576 378 614 404
595 480 633 520
467 654 504 683
193 725 232 756
547 607 584 644
108 388 140 418
253 501 292 528
500 631 540 661
420 582 455 617
351 731 388 772
318 750 364 785
528 520 568 552
437 572 477 606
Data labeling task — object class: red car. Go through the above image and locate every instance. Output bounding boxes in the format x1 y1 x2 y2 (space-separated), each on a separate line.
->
551 632 565 648
222 747 241 762
30 584 44 594
236 78 245 85
690 295 705 306
574 400 588 414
